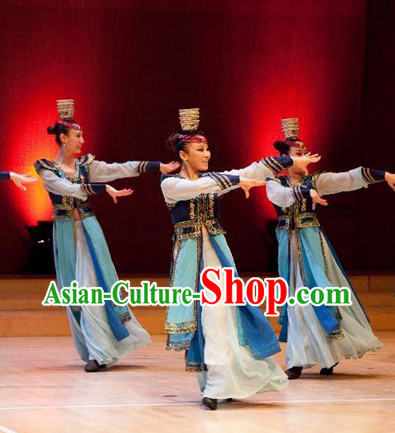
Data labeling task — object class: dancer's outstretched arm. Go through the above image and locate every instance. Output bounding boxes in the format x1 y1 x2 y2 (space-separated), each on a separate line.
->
0 171 37 190
266 166 395 209
161 173 240 204
161 173 265 204
37 168 133 203
314 167 395 195
37 167 107 200
222 154 320 180
266 179 319 208
88 155 179 182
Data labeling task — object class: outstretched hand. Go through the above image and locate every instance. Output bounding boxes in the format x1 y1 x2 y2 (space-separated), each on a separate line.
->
310 189 328 210
292 153 321 172
10 172 37 191
240 178 266 199
106 185 134 204
160 161 180 174
385 172 395 191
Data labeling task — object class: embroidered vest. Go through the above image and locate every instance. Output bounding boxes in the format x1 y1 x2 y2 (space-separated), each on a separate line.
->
161 173 226 240
273 173 321 230
34 155 95 221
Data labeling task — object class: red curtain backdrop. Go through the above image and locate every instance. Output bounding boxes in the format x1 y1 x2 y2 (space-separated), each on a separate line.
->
0 0 391 274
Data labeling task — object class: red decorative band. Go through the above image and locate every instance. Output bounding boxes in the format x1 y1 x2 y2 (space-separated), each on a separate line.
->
179 134 206 144
58 120 81 130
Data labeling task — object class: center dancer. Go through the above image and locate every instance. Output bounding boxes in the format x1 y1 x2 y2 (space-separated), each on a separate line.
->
161 108 319 410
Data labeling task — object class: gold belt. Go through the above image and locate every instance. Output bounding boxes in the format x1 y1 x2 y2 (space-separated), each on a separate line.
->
174 219 226 240
277 212 320 230
53 203 95 221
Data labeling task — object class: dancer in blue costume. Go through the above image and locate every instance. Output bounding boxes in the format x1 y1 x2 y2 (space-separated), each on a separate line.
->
35 99 179 372
266 118 394 379
0 171 36 189
161 109 319 410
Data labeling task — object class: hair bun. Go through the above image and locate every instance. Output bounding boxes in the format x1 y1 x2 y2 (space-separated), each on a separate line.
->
273 140 290 155
47 124 57 135
166 133 181 152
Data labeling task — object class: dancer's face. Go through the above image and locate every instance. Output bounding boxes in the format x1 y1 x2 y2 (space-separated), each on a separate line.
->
288 142 309 175
180 138 211 172
60 129 84 155
288 142 307 158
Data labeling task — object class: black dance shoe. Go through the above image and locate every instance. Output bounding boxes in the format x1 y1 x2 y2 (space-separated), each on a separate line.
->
202 397 218 410
285 366 303 380
320 362 339 375
84 360 101 372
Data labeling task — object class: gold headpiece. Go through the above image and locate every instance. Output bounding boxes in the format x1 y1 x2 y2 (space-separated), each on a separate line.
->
57 99 75 120
179 108 200 131
281 118 299 139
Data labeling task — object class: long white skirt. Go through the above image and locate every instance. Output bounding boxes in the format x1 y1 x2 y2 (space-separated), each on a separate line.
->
286 231 383 369
66 221 150 366
197 237 288 399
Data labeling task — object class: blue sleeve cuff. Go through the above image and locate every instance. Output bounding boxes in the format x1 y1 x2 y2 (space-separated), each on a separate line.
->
0 171 10 181
276 156 293 169
261 156 293 175
81 183 107 195
209 172 240 189
137 161 161 173
292 186 310 201
362 167 385 184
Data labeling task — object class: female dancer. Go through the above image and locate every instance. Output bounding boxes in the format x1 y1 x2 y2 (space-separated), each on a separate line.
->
161 108 318 410
35 99 179 372
266 118 392 379
0 171 36 189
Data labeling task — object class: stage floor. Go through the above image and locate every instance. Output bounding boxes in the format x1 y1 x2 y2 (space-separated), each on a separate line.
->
0 334 394 433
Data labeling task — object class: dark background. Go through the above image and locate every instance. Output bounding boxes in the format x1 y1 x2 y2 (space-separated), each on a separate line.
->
0 0 393 274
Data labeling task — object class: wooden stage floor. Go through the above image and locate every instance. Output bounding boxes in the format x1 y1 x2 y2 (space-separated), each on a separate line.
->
0 333 394 433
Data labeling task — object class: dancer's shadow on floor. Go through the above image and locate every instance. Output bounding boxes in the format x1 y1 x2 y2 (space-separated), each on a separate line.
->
108 364 147 371
296 372 391 380
195 401 285 410
34 363 147 372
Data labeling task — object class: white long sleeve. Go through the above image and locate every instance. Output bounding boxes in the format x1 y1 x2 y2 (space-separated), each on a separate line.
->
222 161 271 180
315 168 366 196
39 169 89 200
266 180 296 208
161 173 239 204
222 156 293 180
266 167 373 208
89 160 142 182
